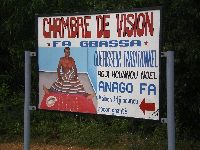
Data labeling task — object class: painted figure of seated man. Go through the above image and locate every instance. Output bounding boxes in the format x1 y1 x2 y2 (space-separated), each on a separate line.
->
43 47 94 99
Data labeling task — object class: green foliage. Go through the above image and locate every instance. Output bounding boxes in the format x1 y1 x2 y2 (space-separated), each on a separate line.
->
0 82 23 138
162 0 200 139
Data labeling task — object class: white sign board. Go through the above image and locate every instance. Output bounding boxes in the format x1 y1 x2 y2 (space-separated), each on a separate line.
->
37 8 160 120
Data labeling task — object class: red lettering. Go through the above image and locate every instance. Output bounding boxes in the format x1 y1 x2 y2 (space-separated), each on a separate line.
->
42 16 91 38
70 17 77 38
53 18 62 38
96 15 103 38
125 14 134 37
133 13 138 37
43 18 63 38
137 13 145 37
116 12 154 38
123 14 127 37
116 14 122 37
103 15 110 38
61 17 70 38
145 12 154 36
96 15 110 38
77 17 84 38
43 18 50 38
84 16 91 38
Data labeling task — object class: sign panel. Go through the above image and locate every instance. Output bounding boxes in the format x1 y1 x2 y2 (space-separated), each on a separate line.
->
37 8 160 120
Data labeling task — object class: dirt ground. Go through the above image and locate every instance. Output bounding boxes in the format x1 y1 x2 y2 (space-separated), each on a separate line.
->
0 143 93 150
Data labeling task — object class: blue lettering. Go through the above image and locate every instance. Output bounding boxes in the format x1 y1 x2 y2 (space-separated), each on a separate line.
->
99 41 108 47
62 41 71 47
53 41 61 47
130 40 141 46
80 40 141 47
124 50 158 67
119 40 129 47
98 81 133 93
109 40 118 47
140 83 147 94
126 83 133 93
80 41 88 47
53 41 71 47
140 83 156 95
119 82 125 93
99 81 105 92
90 41 98 47
94 51 121 67
148 84 156 95
112 82 119 92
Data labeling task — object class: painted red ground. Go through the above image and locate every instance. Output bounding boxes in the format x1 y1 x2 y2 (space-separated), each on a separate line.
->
40 92 96 114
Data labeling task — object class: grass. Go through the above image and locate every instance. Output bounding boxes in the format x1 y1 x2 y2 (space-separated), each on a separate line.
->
1 133 199 150
1 112 200 150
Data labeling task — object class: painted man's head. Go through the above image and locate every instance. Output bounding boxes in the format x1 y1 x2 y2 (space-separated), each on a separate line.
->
64 47 70 58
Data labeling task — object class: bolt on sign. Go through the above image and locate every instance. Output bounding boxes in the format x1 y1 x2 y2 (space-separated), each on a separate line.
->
37 7 161 120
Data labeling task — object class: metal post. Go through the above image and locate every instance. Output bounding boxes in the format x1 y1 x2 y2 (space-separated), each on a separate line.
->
167 51 175 150
24 51 31 150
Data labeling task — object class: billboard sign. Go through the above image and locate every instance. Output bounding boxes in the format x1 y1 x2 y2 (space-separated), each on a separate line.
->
37 8 161 120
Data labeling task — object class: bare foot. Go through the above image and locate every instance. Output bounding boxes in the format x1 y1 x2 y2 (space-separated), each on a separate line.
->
43 85 50 94
86 93 95 100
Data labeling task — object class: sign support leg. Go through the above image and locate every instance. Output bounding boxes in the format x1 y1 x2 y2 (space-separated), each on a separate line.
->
24 51 31 150
167 51 175 150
